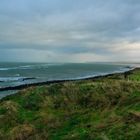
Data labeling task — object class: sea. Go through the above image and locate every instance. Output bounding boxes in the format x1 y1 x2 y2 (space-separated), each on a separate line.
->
0 62 135 99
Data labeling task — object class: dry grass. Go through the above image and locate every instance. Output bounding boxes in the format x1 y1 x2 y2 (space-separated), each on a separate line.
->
0 68 140 140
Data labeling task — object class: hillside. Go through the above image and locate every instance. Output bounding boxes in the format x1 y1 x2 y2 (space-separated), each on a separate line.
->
0 68 140 140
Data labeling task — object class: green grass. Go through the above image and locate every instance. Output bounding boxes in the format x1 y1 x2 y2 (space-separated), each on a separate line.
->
0 68 140 140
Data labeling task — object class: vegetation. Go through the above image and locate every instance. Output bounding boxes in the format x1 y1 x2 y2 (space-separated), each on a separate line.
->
0 68 140 140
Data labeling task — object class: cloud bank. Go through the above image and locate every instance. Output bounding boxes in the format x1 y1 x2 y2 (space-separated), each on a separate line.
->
0 0 140 62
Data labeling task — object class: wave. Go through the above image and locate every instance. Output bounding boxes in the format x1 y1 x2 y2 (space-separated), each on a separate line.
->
0 66 36 71
0 63 64 71
0 67 21 71
0 77 36 82
0 67 135 94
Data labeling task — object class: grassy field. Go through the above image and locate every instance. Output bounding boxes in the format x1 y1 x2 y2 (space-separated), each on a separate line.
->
0 68 140 140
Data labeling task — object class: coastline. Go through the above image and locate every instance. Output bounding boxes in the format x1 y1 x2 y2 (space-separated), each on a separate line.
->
0 67 137 100
0 66 140 139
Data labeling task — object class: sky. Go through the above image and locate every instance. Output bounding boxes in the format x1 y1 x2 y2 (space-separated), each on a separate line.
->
0 0 140 62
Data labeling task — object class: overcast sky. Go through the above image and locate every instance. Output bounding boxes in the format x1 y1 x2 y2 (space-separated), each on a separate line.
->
0 0 140 62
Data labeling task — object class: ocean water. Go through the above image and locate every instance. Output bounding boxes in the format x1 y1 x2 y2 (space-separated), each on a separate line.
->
0 62 132 98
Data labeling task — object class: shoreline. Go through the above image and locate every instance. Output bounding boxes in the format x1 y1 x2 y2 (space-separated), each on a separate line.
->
0 67 136 94
0 66 140 139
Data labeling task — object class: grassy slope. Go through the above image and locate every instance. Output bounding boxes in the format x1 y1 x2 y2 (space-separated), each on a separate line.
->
0 69 140 140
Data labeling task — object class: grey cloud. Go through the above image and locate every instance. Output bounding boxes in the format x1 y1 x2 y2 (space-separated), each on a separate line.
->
0 0 140 62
